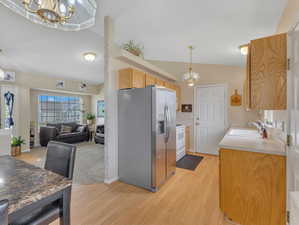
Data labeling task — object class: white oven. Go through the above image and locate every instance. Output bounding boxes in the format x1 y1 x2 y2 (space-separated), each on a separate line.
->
176 125 186 161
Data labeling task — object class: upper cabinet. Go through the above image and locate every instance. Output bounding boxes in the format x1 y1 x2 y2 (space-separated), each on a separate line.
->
246 33 287 110
145 74 156 86
119 68 146 89
119 68 181 111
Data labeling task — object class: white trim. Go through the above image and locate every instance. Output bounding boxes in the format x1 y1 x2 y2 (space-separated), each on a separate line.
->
104 176 119 184
193 83 228 154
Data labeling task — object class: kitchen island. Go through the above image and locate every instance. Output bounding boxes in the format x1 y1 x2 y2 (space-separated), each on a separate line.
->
219 128 286 225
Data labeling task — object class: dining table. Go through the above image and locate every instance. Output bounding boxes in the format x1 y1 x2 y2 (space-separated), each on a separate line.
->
0 155 72 225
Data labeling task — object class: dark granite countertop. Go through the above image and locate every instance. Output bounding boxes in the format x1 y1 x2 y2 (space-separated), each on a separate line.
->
0 156 72 214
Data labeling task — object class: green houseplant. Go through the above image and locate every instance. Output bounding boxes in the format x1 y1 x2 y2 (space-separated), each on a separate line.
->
86 113 96 125
122 40 144 57
11 136 25 157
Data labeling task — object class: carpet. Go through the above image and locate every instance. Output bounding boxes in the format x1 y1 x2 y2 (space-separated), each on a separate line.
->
28 142 105 185
176 155 203 171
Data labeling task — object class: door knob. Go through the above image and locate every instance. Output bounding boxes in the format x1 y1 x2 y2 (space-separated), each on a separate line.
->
196 122 200 126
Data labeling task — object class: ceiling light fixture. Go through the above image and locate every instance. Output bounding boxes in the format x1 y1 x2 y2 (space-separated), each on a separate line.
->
83 52 96 62
239 44 249 56
182 46 199 87
0 0 96 31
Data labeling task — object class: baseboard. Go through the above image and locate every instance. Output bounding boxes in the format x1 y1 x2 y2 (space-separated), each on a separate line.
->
104 176 119 184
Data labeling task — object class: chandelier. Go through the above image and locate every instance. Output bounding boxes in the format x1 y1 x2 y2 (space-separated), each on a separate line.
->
0 0 97 31
22 0 74 24
182 46 199 87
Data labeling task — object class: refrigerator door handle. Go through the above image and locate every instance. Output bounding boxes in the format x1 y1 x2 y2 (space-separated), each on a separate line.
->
164 105 168 142
165 105 171 143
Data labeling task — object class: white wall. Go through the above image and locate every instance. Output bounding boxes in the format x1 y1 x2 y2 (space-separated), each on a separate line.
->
91 84 105 125
150 60 260 151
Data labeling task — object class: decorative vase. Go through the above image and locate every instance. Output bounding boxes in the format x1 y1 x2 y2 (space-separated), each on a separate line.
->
87 120 93 125
11 146 21 157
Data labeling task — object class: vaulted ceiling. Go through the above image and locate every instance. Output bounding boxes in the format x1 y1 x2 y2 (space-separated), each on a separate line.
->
0 0 288 84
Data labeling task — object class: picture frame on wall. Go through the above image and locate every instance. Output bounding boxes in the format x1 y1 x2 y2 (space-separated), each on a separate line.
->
97 100 105 118
181 104 192 113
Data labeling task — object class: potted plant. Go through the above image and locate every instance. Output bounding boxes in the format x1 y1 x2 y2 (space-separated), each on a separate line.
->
11 136 25 157
122 40 144 57
86 113 96 125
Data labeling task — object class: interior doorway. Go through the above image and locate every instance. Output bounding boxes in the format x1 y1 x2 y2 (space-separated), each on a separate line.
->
194 84 228 155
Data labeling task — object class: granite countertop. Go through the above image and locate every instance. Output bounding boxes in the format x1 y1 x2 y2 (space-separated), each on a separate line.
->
0 156 72 214
219 128 286 156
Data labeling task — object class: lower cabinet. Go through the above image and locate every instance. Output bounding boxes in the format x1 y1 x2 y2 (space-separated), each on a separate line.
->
219 148 286 225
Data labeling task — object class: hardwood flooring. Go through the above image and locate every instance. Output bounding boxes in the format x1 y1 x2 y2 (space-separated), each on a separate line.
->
18 152 232 225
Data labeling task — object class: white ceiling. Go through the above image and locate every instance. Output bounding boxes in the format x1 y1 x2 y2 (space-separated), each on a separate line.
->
93 0 288 65
0 4 104 84
0 0 288 83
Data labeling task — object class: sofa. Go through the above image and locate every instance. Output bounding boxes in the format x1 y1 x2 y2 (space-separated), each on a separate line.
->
40 122 89 147
94 125 104 144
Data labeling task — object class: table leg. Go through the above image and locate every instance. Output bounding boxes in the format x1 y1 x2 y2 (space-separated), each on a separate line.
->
60 186 72 225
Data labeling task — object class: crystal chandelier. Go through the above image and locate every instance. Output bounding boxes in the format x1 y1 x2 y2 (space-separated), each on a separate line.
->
183 46 199 87
0 0 97 31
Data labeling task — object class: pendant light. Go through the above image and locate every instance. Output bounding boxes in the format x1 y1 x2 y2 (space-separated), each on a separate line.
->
182 46 199 86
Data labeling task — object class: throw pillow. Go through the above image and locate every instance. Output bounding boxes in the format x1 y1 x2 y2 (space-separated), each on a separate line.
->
76 125 86 133
60 125 73 134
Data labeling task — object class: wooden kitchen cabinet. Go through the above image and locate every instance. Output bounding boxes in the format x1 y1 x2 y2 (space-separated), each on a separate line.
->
249 33 287 110
219 148 286 225
145 73 156 86
185 126 190 151
119 68 145 89
155 78 165 87
119 68 181 111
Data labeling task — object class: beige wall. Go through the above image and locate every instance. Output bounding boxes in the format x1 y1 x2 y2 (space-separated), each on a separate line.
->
150 60 260 151
277 0 299 33
0 71 101 94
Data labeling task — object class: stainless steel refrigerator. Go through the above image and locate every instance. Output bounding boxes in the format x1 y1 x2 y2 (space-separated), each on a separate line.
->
118 86 176 192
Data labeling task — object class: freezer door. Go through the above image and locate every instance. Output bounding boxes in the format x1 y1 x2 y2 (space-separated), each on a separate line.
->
152 87 167 188
165 89 177 178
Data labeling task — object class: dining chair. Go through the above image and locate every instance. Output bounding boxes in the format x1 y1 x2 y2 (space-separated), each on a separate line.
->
0 199 8 225
45 141 76 179
12 141 76 225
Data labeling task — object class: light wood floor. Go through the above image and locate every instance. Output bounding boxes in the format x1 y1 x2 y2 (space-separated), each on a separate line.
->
17 152 232 225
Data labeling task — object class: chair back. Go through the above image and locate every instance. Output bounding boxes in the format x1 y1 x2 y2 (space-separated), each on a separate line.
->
45 141 76 179
0 199 8 225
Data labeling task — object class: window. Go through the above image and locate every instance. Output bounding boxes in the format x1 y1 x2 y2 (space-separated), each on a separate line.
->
97 100 105 118
39 95 82 125
264 110 274 126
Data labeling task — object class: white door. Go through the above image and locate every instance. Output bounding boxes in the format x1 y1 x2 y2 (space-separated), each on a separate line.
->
287 26 299 225
195 84 227 155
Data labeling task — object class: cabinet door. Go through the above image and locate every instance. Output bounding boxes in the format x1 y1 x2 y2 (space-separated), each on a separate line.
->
145 74 156 86
174 85 181 111
243 44 251 109
132 69 145 88
119 68 133 89
156 78 165 87
220 149 286 225
250 33 287 110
